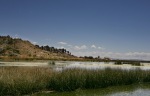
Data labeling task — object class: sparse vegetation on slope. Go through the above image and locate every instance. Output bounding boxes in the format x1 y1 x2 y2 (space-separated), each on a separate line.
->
0 35 77 60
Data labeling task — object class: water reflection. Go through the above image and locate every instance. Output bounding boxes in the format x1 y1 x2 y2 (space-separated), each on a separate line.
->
54 61 150 70
110 89 150 96
34 84 150 96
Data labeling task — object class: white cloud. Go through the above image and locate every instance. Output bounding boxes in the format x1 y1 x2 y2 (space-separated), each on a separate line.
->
58 42 67 45
32 42 37 45
91 45 96 48
98 46 104 50
74 45 87 50
91 45 104 50
125 52 150 58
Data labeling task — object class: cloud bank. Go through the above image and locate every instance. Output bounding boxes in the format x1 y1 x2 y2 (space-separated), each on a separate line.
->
74 45 87 50
57 41 150 60
72 51 150 60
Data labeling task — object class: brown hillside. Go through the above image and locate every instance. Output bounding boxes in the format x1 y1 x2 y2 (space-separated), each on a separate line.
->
0 35 77 60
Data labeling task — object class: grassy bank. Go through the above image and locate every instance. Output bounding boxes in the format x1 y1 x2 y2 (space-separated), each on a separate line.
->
0 67 150 95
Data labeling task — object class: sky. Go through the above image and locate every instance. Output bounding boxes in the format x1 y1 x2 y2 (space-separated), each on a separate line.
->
0 0 150 60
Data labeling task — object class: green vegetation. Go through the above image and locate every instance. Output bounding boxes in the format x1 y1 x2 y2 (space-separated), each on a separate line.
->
129 62 141 66
0 67 52 96
48 61 55 65
48 68 150 92
114 60 123 65
123 61 142 66
114 61 142 66
1 67 150 95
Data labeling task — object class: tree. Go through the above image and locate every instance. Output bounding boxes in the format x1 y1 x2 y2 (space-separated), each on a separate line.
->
43 45 50 51
35 45 40 48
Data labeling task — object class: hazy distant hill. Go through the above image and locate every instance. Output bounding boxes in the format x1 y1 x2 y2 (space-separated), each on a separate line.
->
0 35 77 60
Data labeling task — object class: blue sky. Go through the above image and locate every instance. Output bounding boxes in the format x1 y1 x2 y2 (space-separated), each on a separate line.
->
0 0 150 60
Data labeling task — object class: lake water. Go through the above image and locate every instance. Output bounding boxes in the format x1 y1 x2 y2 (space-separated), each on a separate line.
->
34 84 150 96
1 61 150 70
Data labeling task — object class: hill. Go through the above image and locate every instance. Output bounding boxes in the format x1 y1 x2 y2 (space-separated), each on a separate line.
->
0 35 78 60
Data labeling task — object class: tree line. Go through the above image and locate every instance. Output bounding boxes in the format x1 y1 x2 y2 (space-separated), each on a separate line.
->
35 45 72 55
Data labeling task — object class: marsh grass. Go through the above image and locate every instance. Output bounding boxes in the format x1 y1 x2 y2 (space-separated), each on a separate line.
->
48 68 150 92
114 61 123 65
114 61 142 66
48 61 55 65
130 62 141 66
0 66 52 95
1 66 150 95
122 61 142 66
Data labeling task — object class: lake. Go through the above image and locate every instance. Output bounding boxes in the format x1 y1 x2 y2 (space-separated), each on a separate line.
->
34 84 150 96
1 61 150 70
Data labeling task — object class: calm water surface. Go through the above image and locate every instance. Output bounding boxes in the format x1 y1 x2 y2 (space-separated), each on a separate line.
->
0 61 150 70
34 84 150 96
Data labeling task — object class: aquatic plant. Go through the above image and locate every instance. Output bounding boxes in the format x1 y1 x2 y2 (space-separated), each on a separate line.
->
48 61 55 65
130 62 141 66
48 68 149 91
0 67 52 95
123 61 142 66
114 60 123 65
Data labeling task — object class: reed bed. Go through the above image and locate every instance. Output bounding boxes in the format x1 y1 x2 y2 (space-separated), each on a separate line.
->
0 66 150 95
48 68 150 91
0 66 52 95
114 61 142 66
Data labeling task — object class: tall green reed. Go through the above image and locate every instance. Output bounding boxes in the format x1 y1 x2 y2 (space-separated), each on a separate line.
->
48 68 150 91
